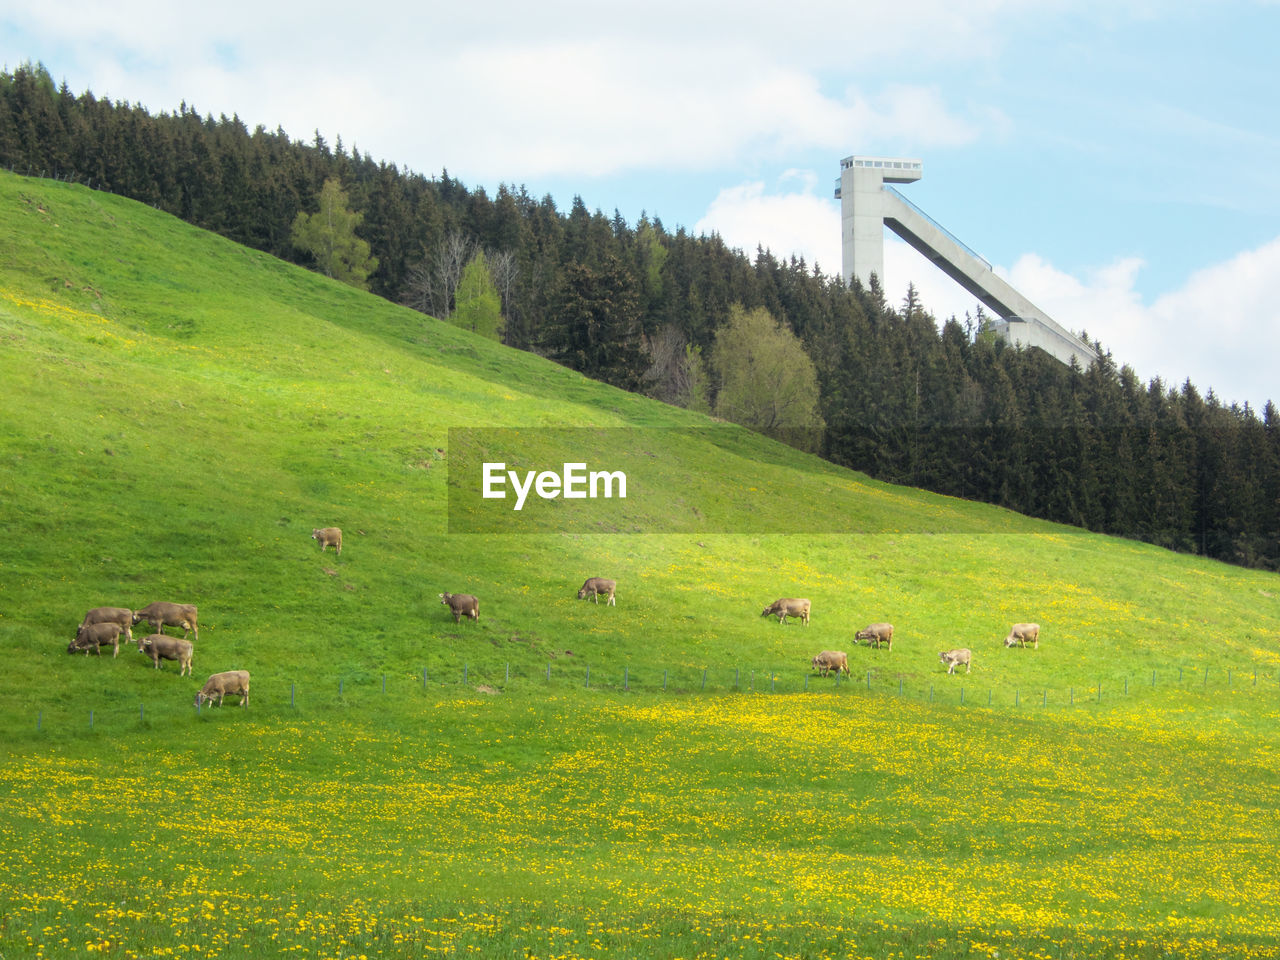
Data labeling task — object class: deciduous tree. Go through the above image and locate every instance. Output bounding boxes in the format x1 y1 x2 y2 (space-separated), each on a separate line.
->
451 250 504 340
711 304 825 451
289 177 377 289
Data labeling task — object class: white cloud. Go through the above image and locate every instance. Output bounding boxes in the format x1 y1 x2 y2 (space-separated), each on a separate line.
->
7 4 999 180
1005 244 1280 409
694 178 842 273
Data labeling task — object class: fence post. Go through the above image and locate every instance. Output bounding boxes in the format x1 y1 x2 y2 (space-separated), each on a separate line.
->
140 704 145 723
382 674 386 694
866 670 871 692
291 682 296 709
339 678 344 698
1228 668 1232 687
929 686 934 703
1204 666 1209 687
585 665 590 688
506 663 510 685
423 668 427 689
960 686 965 705
988 690 992 707
804 675 809 692
37 710 42 732
1070 687 1074 705
464 664 469 685
1097 683 1101 703
898 676 903 696
90 709 94 730
1152 670 1155 687
1124 676 1128 696
771 672 775 693
624 666 629 692
1016 689 1020 708
1042 689 1047 708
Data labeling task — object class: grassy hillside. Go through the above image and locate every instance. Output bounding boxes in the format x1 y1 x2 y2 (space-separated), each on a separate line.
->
3 171 1280 959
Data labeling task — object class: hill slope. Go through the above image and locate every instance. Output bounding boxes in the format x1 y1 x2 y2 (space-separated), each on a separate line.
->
4 172 1280 958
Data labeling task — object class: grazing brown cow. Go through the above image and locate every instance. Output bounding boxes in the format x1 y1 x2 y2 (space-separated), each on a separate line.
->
761 598 810 626
811 650 850 677
194 670 250 708
80 607 133 642
577 577 617 606
939 648 972 675
856 623 894 650
68 622 124 658
133 602 198 642
1004 623 1040 649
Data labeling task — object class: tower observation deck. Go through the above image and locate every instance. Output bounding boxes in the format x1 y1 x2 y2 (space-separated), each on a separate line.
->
835 155 1096 368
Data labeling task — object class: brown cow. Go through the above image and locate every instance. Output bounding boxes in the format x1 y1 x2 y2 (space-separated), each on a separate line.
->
136 634 194 675
194 670 250 708
1004 623 1040 649
439 592 479 623
761 598 811 626
577 577 617 606
80 607 133 642
133 602 199 642
939 648 972 675
811 650 850 677
312 527 342 557
856 623 894 650
68 622 124 658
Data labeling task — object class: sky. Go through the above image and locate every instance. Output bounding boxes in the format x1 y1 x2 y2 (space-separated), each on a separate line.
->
4 0 1280 409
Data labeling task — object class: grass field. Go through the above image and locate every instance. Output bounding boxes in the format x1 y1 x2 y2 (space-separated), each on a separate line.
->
3 171 1280 958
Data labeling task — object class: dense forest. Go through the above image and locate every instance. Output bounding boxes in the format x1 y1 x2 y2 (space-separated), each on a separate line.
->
3 62 1278 569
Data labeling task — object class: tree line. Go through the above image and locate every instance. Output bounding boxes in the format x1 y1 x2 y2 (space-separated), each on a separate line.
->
3 61 1278 569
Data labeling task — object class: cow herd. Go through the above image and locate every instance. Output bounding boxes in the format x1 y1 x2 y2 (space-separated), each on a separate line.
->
64 526 1040 710
436 574 1040 681
760 598 1042 678
66 602 248 708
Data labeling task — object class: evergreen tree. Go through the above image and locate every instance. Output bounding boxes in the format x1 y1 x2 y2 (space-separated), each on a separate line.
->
541 255 648 391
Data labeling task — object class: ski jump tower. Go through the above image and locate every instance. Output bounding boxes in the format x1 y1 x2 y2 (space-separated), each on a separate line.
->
835 155 1096 368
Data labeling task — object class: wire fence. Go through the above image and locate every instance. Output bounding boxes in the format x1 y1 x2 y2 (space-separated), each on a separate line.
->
11 655 1280 740
4 163 167 208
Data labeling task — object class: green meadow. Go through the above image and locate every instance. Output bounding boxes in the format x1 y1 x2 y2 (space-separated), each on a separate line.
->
3 171 1280 959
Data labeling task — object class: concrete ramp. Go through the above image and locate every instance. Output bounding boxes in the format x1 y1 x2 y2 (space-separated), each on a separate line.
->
836 155 1096 368
880 187 1097 368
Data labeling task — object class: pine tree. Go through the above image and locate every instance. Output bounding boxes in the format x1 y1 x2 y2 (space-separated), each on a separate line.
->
541 255 648 391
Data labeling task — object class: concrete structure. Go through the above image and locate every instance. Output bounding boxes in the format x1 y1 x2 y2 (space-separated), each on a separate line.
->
835 155 1095 368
